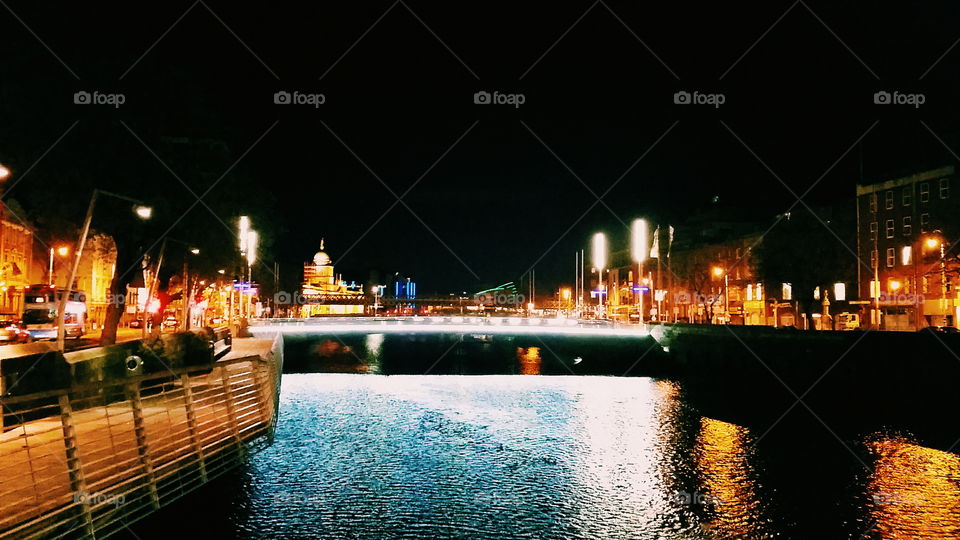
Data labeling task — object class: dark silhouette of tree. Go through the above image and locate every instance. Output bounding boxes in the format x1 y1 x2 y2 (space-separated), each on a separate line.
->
755 205 858 328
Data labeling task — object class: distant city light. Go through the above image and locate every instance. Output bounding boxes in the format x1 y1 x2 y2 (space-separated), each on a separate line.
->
630 219 648 264
591 232 607 270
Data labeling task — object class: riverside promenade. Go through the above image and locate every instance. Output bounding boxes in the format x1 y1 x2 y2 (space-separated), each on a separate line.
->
0 335 282 540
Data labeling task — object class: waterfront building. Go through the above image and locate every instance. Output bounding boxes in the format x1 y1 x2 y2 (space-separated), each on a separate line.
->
300 240 365 316
856 165 960 329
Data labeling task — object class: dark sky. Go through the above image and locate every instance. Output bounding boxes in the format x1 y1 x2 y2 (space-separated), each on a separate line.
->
2 1 959 295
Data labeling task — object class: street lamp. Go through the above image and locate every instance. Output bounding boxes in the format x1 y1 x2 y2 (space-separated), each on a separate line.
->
48 245 70 285
58 190 153 351
712 266 729 324
0 165 10 180
631 219 648 323
245 229 258 319
591 232 607 313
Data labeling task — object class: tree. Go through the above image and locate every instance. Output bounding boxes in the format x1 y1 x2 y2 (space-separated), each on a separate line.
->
754 206 858 328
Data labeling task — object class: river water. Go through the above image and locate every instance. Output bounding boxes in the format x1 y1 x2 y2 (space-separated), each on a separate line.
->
126 334 960 539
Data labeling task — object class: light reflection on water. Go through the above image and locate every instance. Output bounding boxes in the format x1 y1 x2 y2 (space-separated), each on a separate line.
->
128 372 960 539
866 436 960 538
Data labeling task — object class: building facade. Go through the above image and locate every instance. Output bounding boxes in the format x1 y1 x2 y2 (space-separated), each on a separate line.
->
856 165 960 330
299 241 364 316
0 220 33 315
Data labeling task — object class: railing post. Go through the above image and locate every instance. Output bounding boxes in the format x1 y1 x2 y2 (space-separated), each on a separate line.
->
250 361 273 431
126 383 160 510
59 394 94 537
180 373 207 482
218 366 246 459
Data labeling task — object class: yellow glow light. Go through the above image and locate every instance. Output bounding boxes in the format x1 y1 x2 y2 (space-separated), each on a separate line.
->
889 280 902 291
926 238 940 249
712 266 725 277
56 246 69 257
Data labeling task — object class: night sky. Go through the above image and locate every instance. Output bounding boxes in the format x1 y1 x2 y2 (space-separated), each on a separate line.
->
2 1 959 295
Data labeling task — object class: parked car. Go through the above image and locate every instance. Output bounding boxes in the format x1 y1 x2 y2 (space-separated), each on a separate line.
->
0 318 28 343
162 316 179 329
129 318 144 329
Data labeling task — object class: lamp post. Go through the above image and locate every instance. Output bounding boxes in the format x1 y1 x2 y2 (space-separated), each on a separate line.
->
591 232 607 316
246 229 258 319
49 245 69 285
58 190 152 351
712 266 728 324
631 219 648 324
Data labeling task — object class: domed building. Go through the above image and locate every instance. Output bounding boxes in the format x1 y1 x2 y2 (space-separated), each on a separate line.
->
300 239 365 316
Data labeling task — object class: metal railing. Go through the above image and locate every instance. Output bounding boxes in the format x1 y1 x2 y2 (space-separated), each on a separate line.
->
0 341 281 540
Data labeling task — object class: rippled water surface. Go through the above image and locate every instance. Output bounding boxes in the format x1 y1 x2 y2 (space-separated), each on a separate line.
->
129 368 960 539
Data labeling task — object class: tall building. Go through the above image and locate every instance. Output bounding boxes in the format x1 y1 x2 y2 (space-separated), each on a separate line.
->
0 220 33 314
299 241 364 316
856 165 960 329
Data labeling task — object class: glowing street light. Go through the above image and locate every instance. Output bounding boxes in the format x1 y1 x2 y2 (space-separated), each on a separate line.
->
57 246 70 257
0 165 10 180
925 237 941 249
190 247 200 255
591 232 607 270
134 205 153 220
889 279 902 291
712 266 729 323
239 216 250 254
591 232 607 313
631 219 648 264
246 231 258 266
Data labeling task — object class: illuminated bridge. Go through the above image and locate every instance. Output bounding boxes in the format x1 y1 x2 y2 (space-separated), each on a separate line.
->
250 316 650 338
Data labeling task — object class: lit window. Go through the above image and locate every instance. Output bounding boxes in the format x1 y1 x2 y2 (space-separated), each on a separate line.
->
756 283 762 300
885 190 895 209
869 221 878 240
782 283 791 300
920 182 930 202
870 279 880 298
834 282 846 301
869 193 878 213
902 187 912 206
940 178 950 199
886 247 895 267
886 219 895 238
921 213 930 233
901 245 912 266
813 286 820 300
902 216 912 236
